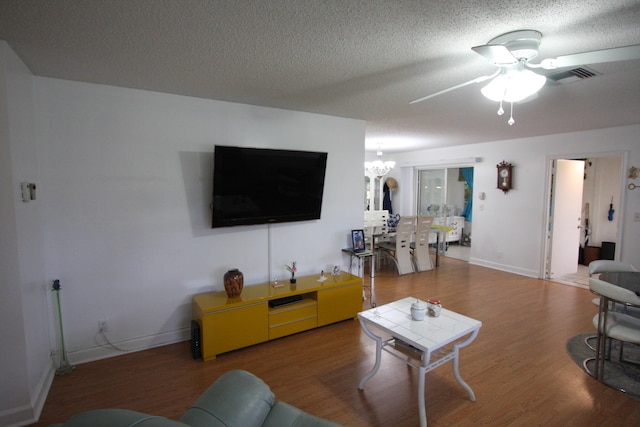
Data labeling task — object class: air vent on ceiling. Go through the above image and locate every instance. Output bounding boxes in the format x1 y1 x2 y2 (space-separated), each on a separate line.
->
545 66 600 85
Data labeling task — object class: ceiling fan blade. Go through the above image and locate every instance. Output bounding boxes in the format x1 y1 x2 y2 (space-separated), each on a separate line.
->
540 44 640 69
471 44 519 66
409 71 500 104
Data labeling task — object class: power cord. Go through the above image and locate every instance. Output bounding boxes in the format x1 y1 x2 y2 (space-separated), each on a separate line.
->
94 329 128 353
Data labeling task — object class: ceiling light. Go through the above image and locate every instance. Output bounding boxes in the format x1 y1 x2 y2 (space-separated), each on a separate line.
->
480 67 546 125
481 69 546 103
365 146 395 177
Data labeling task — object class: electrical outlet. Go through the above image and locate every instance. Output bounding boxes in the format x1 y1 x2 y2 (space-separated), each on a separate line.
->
634 212 640 222
98 320 108 334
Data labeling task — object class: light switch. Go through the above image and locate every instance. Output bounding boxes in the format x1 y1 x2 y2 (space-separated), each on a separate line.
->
20 182 36 202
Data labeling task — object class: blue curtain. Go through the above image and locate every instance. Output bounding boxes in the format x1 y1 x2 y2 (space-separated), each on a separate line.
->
460 167 474 221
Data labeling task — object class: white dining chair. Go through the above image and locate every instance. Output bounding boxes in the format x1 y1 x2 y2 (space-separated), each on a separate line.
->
410 215 435 272
377 216 416 275
366 210 391 270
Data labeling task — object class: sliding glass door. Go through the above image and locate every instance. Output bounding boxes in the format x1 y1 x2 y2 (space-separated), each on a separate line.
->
417 167 473 260
417 169 446 216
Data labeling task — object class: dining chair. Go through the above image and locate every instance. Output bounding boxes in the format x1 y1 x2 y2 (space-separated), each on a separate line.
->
583 277 640 382
370 210 389 227
377 216 416 275
585 261 638 349
410 215 435 272
366 210 391 270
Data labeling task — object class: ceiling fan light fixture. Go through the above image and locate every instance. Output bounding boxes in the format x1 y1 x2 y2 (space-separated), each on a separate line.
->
481 69 546 103
412 28 639 127
487 30 543 62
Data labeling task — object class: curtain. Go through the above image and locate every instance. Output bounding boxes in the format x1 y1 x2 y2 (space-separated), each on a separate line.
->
460 167 474 221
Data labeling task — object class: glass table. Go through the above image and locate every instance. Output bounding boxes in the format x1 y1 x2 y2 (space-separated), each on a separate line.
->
342 248 376 307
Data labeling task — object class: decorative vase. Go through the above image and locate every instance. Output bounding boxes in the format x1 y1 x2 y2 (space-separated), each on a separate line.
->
290 276 296 284
411 299 427 321
224 269 244 297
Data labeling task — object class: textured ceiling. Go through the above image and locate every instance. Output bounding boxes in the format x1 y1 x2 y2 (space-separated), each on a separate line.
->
1 0 639 152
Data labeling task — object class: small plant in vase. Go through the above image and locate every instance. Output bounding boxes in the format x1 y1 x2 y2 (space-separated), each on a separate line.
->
285 261 297 283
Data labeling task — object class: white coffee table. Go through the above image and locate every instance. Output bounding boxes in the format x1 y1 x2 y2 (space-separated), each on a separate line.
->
357 297 482 427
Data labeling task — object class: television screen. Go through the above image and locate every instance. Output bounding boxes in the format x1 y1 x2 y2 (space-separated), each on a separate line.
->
212 146 328 228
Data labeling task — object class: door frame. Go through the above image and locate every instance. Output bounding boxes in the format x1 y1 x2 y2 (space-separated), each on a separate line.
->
541 150 629 279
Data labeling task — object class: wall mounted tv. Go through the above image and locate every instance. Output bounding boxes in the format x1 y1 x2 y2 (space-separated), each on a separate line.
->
212 145 328 228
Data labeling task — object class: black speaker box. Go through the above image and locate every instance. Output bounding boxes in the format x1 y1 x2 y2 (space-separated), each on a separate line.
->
601 241 616 260
190 320 201 359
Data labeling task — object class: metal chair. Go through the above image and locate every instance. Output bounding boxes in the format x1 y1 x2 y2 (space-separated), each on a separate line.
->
377 216 416 275
410 215 435 272
584 277 640 382
585 261 638 350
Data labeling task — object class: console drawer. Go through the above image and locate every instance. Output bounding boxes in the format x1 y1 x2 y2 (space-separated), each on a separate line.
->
269 298 317 325
269 298 317 339
269 316 317 339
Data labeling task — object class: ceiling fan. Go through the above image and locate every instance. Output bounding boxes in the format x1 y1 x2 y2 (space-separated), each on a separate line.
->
410 30 640 125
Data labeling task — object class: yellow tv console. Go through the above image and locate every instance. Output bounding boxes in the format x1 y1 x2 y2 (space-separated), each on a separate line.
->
193 272 362 361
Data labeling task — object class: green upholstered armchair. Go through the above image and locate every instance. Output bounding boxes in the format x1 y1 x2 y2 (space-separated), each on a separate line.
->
49 370 342 427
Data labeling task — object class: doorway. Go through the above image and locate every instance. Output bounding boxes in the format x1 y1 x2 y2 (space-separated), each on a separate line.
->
544 154 624 285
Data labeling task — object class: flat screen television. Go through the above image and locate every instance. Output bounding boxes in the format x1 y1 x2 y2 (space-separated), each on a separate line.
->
212 145 328 228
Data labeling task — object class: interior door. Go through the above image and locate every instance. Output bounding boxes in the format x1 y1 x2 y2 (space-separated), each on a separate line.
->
548 159 585 278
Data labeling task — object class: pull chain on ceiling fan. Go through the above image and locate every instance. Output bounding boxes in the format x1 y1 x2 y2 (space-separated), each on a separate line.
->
410 30 640 125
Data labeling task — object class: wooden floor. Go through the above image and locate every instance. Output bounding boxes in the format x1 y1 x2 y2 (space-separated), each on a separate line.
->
32 257 640 426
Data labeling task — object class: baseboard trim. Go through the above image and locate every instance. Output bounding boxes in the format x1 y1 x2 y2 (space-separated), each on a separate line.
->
468 258 539 278
67 327 191 365
1 362 55 427
0 404 34 427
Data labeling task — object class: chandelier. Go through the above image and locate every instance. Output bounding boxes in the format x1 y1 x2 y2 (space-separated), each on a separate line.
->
365 146 395 177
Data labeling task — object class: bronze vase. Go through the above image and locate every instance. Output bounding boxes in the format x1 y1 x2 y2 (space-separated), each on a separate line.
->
224 269 244 297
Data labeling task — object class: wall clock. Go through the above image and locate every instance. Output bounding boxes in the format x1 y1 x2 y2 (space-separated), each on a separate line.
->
497 161 513 193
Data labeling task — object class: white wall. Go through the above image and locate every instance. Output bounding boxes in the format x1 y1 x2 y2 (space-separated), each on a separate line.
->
390 126 640 277
33 78 365 363
0 41 54 427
